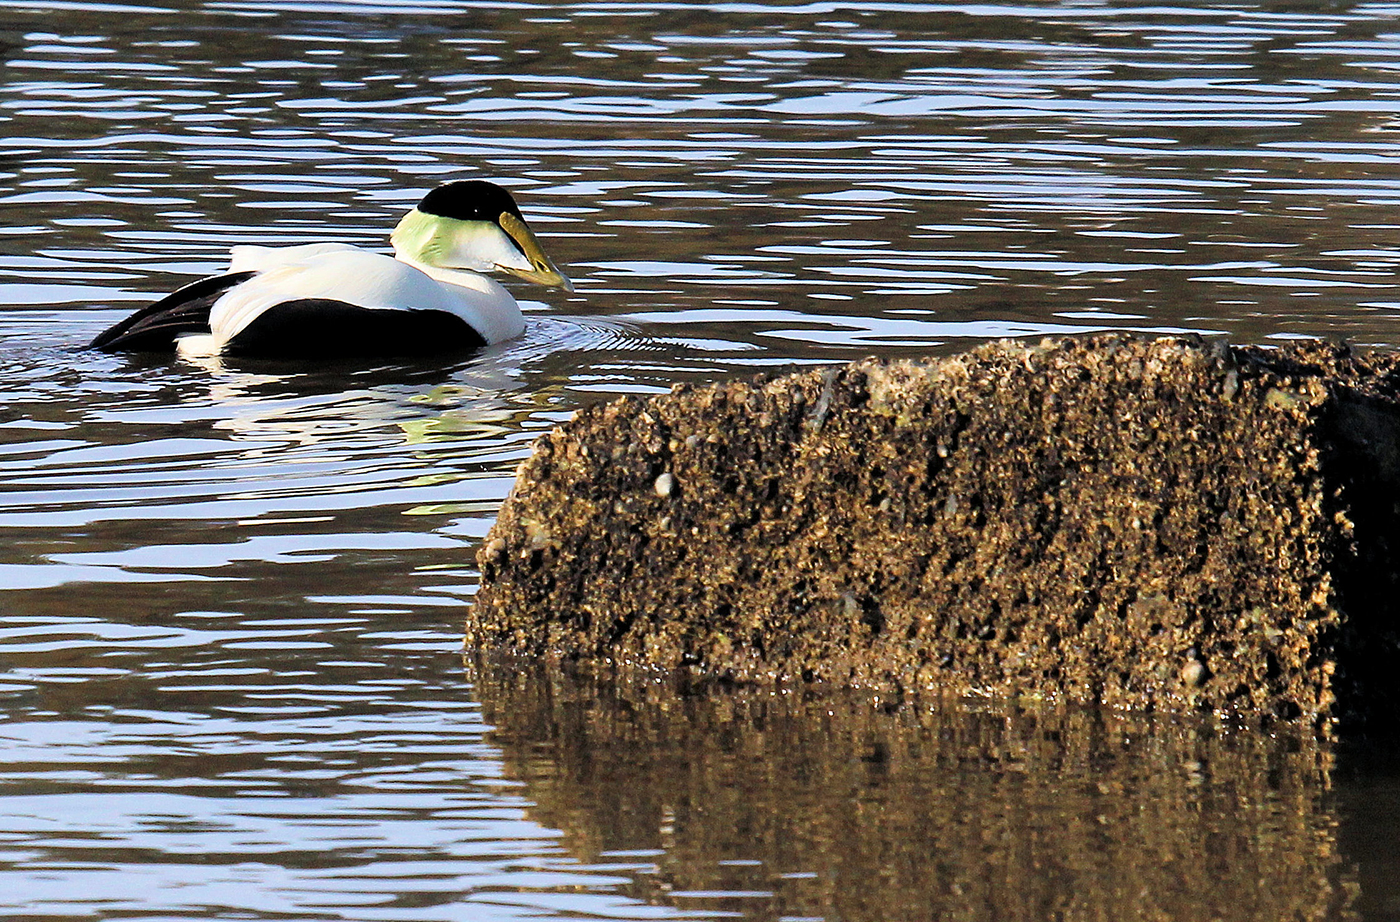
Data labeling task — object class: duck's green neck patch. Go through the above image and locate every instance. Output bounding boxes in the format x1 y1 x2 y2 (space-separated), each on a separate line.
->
391 208 520 275
390 208 453 266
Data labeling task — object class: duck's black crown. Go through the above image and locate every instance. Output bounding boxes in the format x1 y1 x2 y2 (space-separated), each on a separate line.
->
416 180 524 223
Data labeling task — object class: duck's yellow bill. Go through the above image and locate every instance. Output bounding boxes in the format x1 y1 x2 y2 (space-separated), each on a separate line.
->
498 212 574 291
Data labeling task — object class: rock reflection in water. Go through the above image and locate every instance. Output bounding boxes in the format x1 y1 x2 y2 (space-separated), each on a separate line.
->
473 662 1353 921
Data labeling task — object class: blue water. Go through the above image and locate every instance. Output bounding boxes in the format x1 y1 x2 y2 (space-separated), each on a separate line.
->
2 1 1399 918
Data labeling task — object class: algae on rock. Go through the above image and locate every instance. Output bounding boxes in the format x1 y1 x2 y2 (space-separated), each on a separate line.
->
470 334 1400 730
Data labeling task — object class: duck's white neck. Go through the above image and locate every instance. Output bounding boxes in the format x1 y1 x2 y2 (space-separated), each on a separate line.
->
394 254 511 299
392 253 525 344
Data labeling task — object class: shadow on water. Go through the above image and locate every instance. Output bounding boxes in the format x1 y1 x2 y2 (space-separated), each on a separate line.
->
472 660 1361 922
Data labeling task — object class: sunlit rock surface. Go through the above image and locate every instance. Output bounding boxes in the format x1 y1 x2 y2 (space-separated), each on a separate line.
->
470 334 1400 730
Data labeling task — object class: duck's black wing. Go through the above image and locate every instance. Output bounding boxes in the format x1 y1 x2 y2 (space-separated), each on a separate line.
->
88 271 256 352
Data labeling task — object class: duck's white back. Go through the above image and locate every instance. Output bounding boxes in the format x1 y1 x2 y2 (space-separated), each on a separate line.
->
207 246 525 347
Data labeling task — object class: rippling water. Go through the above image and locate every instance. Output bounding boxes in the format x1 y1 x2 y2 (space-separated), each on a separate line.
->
4 1 1400 918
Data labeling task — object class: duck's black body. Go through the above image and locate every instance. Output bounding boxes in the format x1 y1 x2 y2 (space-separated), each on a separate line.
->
222 300 485 358
90 270 486 358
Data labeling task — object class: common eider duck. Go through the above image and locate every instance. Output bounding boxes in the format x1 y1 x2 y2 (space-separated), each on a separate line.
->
89 180 571 358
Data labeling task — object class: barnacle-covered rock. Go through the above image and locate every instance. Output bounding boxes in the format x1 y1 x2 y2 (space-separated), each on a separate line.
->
469 334 1400 731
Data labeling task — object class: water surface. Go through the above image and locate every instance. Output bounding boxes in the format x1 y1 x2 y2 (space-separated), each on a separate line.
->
3 1 1400 918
